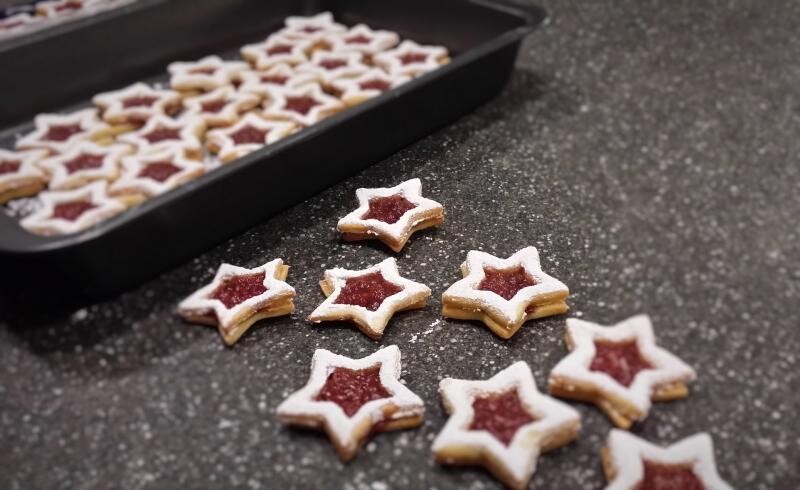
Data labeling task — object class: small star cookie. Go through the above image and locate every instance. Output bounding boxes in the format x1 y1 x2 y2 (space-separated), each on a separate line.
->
326 23 400 62
240 35 312 70
206 113 296 163
330 68 410 106
0 149 48 204
548 315 696 428
336 178 444 252
373 40 450 77
117 114 206 159
177 259 296 346
432 361 581 490
15 108 112 154
167 55 249 94
38 141 131 190
93 82 182 129
181 85 261 129
109 147 206 205
236 64 317 98
277 345 424 462
261 83 344 127
307 257 431 340
294 51 370 88
441 246 569 338
20 181 125 236
602 429 732 490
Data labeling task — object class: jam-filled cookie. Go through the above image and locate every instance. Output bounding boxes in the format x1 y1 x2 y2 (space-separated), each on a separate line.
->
206 113 296 163
373 40 450 77
0 149 48 204
38 142 130 190
16 108 113 154
277 345 424 461
109 147 205 206
20 181 126 236
548 315 696 428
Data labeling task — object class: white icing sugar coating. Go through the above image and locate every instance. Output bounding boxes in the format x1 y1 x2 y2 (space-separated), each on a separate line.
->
373 40 449 78
93 82 182 125
262 83 344 127
206 113 296 163
237 64 317 97
15 108 109 154
182 85 261 128
433 361 581 489
20 180 125 236
117 114 206 157
276 345 424 459
38 142 130 190
330 68 411 106
279 11 346 41
327 23 400 57
336 178 443 244
307 257 431 338
109 147 205 198
177 259 295 332
295 51 370 86
240 35 312 70
442 246 569 326
604 429 733 490
549 315 697 415
167 55 249 92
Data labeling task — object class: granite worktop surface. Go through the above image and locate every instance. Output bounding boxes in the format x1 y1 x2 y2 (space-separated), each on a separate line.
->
2 1 799 489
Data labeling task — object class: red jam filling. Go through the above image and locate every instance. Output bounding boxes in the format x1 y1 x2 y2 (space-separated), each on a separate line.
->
301 26 322 34
362 194 416 224
346 34 372 45
201 99 227 113
143 127 181 143
314 365 391 417
319 59 347 70
267 44 293 56
639 460 704 490
43 123 83 142
0 160 21 175
260 74 288 85
52 200 95 221
64 153 104 174
334 271 402 311
359 79 391 92
210 271 267 308
230 125 268 145
590 340 653 387
469 389 535 446
477 266 536 301
284 96 320 115
56 1 82 12
189 66 216 75
122 95 159 108
399 52 429 65
138 161 181 182
1 20 25 30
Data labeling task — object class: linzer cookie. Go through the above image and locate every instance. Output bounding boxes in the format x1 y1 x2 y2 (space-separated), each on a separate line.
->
236 64 317 98
0 13 39 35
20 181 125 235
374 40 450 77
294 51 370 88
117 114 205 159
441 246 569 339
307 257 431 340
109 148 205 205
38 142 130 190
93 82 182 129
0 149 48 204
327 24 400 62
548 315 696 429
276 11 346 45
330 68 410 106
206 113 295 163
177 259 296 346
432 361 580 490
15 108 112 154
602 430 732 490
336 178 444 252
36 0 88 17
240 35 312 70
168 55 249 94
182 86 260 129
277 345 424 462
261 83 344 127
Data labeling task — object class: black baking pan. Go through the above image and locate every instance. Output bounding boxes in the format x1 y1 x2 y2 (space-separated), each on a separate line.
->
0 0 546 307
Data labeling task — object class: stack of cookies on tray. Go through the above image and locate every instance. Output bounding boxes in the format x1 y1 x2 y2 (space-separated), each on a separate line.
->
0 12 450 236
176 177 731 490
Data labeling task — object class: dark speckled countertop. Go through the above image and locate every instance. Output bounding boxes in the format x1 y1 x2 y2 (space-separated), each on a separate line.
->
2 1 799 489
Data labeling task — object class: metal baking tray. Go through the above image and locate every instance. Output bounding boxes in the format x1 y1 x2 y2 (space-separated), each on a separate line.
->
0 0 546 305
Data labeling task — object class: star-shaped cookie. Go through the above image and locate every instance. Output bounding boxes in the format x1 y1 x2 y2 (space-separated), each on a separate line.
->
441 246 569 339
336 178 444 252
117 114 206 159
0 149 48 204
240 35 312 70
15 108 112 154
602 429 732 490
277 345 424 462
327 23 400 61
261 82 344 127
38 142 131 190
307 257 431 339
548 315 696 428
20 181 126 236
109 147 205 205
93 82 182 128
181 85 261 128
167 55 249 93
373 40 450 78
206 113 296 163
330 68 410 106
432 361 581 490
177 259 296 346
